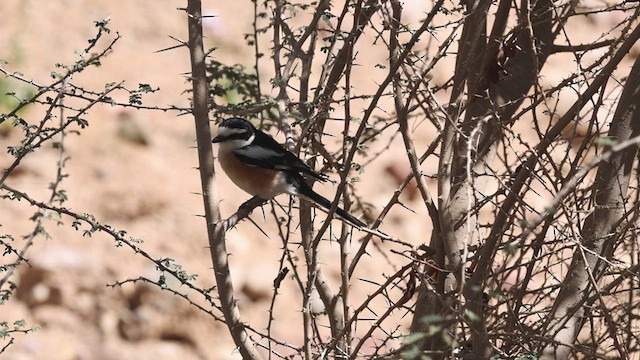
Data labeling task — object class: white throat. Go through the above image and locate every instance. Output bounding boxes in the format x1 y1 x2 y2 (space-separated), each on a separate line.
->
217 133 254 151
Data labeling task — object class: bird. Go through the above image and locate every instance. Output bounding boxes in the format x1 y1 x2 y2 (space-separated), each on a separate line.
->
212 117 365 228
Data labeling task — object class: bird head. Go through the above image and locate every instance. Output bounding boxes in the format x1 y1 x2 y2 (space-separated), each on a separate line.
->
212 118 256 149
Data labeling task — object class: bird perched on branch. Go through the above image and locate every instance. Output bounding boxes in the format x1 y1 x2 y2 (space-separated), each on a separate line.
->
212 117 365 228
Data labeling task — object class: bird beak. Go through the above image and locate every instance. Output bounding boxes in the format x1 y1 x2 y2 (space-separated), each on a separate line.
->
212 135 224 143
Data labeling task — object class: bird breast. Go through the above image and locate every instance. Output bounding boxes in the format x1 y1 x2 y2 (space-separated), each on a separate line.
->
217 147 285 199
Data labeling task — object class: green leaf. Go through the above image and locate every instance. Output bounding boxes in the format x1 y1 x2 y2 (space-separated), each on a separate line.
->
403 332 427 345
465 309 480 322
595 136 618 146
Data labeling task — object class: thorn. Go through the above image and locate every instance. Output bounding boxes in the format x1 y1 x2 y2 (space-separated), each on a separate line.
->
155 44 187 53
168 35 187 44
397 201 416 214
155 36 188 53
247 217 270 239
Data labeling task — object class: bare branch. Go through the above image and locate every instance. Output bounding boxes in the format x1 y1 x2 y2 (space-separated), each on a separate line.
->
186 1 262 358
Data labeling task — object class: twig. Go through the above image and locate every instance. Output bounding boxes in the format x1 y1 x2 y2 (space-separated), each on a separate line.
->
0 184 223 312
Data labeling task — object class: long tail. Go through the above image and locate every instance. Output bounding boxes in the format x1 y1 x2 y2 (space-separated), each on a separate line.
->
292 176 366 228
308 191 366 228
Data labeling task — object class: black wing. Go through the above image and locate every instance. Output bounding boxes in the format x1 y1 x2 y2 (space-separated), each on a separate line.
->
232 130 327 181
